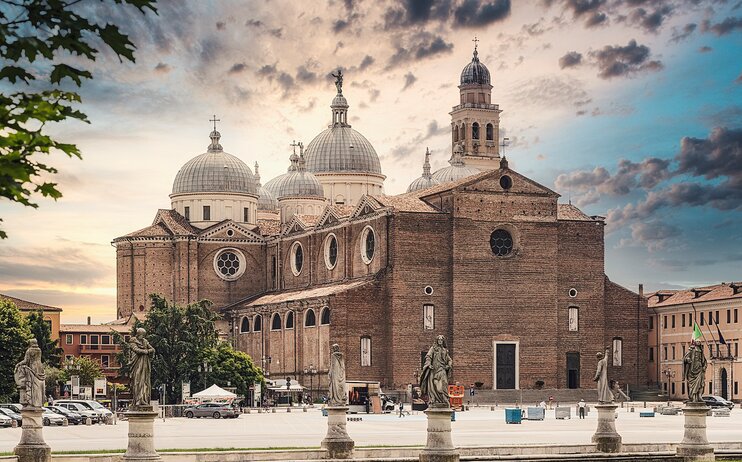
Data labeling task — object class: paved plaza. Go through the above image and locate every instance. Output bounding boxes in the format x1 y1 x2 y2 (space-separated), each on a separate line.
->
0 406 740 453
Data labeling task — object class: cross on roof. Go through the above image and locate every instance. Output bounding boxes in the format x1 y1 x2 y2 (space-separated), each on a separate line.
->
472 36 479 50
209 114 220 131
500 137 510 155
290 140 300 154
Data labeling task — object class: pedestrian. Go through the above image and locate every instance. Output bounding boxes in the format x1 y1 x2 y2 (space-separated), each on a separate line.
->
539 399 546 409
398 400 405 418
578 398 586 419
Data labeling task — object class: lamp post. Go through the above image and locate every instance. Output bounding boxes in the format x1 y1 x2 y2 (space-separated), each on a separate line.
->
261 356 272 377
198 360 213 390
303 364 317 404
661 368 676 402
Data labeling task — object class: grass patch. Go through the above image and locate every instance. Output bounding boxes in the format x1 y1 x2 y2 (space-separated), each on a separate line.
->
49 447 321 455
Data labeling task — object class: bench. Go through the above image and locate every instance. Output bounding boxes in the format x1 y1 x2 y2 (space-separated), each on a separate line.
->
639 411 655 417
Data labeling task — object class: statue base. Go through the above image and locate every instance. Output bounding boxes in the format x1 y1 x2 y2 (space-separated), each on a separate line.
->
676 402 715 462
321 406 354 459
124 407 161 461
419 406 459 462
14 407 51 462
591 403 622 453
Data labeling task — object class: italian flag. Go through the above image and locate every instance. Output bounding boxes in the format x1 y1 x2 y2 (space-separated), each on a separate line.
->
692 322 702 342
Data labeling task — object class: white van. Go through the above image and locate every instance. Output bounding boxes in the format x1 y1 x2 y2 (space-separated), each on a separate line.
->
55 400 112 421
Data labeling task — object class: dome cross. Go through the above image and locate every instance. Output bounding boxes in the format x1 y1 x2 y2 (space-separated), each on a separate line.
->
209 114 220 131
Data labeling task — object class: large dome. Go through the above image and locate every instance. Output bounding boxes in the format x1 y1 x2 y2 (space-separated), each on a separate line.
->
172 130 257 196
304 126 382 174
432 145 479 183
460 48 490 85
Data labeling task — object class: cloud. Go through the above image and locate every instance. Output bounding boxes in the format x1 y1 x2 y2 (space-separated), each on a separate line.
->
698 46 712 53
584 11 607 27
228 62 247 74
403 72 418 90
333 19 351 33
255 63 295 96
620 221 681 252
510 75 590 109
387 32 454 69
154 62 171 73
0 246 112 287
216 21 226 30
589 39 663 79
558 51 583 69
453 0 511 27
358 55 375 71
296 65 319 83
670 23 696 43
701 17 742 36
628 5 673 33
383 0 510 29
737 72 742 84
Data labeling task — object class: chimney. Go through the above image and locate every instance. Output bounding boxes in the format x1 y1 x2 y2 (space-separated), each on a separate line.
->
87 316 91 325
638 284 644 297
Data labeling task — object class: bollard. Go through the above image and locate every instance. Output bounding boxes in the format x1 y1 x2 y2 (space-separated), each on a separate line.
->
63 418 69 426
287 407 291 413
11 420 17 428
490 406 495 411
643 401 647 408
86 417 92 425
271 408 276 413
303 407 307 412
630 406 635 413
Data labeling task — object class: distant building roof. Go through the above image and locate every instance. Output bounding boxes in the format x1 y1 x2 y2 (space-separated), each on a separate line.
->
60 323 131 333
647 282 742 308
0 294 62 312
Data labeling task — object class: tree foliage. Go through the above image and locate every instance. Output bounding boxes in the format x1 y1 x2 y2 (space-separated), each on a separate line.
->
45 365 64 398
0 298 32 400
26 309 63 365
203 342 263 400
60 356 103 386
0 0 157 238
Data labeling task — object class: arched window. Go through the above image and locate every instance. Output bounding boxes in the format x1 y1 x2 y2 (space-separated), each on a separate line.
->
240 317 250 333
612 337 623 366
271 313 282 331
253 315 262 332
360 336 371 367
361 226 375 264
305 309 316 327
459 124 465 141
291 242 304 276
472 122 480 140
486 123 494 141
285 311 294 329
321 307 330 325
452 124 458 142
568 307 578 332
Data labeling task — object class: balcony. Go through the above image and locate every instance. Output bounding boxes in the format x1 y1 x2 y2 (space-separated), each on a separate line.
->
80 344 121 354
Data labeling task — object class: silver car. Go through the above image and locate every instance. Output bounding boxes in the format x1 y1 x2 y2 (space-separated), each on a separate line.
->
54 402 99 423
42 409 66 426
183 403 238 419
0 414 12 427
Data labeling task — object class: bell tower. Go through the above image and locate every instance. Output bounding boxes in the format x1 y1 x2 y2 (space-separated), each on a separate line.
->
450 39 503 171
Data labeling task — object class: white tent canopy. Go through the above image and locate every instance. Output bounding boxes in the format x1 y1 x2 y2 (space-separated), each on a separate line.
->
192 384 236 399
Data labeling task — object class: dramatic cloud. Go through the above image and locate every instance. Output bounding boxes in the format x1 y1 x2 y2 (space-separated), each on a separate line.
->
558 51 583 68
387 33 454 69
510 75 590 109
670 23 696 43
628 5 673 33
296 65 319 83
255 64 295 95
621 221 681 252
383 0 510 29
403 72 418 90
589 39 663 79
154 62 171 73
701 17 742 36
453 0 511 27
358 55 375 71
228 62 247 74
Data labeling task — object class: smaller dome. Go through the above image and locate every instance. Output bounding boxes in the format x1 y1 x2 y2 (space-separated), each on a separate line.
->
331 94 349 108
270 145 326 200
254 162 278 211
407 147 441 193
460 47 491 85
431 144 479 183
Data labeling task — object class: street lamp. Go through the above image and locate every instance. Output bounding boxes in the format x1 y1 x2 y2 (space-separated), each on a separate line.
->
261 356 271 377
661 368 676 402
198 360 213 389
303 364 317 404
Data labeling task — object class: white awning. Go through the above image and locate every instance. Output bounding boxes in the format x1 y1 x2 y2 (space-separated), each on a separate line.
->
192 384 237 398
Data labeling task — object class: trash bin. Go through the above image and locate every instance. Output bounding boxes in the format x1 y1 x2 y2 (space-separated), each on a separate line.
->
451 411 456 422
527 407 545 420
505 408 522 424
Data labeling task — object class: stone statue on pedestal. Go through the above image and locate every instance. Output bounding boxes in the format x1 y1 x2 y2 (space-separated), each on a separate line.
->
128 328 155 408
15 339 45 408
594 347 613 404
328 343 347 406
683 339 707 403
420 335 452 407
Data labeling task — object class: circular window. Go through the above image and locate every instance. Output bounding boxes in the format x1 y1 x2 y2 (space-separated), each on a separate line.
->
213 249 246 280
324 234 338 270
490 229 513 257
569 288 578 298
424 286 434 295
499 175 513 190
226 229 234 237
361 226 375 264
290 242 304 276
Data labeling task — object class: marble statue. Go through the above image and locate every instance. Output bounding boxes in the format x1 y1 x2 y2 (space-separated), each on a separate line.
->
420 335 452 407
328 343 347 406
128 328 155 408
593 347 613 403
331 69 343 94
683 340 707 403
14 339 45 408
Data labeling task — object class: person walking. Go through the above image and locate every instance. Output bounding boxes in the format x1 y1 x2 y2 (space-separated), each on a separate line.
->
398 400 405 418
578 399 586 419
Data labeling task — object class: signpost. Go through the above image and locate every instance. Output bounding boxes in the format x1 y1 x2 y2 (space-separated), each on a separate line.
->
94 378 107 397
71 375 80 397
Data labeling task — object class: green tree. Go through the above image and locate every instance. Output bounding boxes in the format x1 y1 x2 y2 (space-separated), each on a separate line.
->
116 294 220 404
26 310 63 365
60 356 103 386
45 365 64 399
0 298 32 400
204 342 263 400
0 0 156 238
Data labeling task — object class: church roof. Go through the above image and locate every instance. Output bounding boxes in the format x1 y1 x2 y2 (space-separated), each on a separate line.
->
647 283 742 308
372 192 440 213
0 294 62 312
235 278 375 308
257 219 281 236
116 209 199 241
556 203 595 221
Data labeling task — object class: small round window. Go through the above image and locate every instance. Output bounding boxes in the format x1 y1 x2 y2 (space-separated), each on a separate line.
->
213 249 246 280
490 229 513 257
569 288 578 298
361 226 375 264
324 234 338 270
499 175 512 190
291 242 304 276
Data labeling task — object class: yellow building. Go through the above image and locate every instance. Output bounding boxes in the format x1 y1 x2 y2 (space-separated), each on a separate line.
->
1 294 62 341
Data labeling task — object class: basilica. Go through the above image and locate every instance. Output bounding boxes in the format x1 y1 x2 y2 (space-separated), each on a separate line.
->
114 46 648 395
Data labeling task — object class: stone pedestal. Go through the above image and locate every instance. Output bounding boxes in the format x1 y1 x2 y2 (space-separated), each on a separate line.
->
419 407 459 462
676 402 715 462
321 406 354 459
14 407 51 462
124 407 161 461
591 403 622 453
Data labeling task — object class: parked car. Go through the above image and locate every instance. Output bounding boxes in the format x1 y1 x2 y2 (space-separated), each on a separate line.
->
46 406 83 425
54 400 112 421
41 409 66 426
0 414 12 428
0 408 22 425
54 402 99 423
0 404 22 414
702 395 734 410
183 403 239 419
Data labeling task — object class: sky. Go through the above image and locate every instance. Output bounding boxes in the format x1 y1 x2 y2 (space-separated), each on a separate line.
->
1 0 741 323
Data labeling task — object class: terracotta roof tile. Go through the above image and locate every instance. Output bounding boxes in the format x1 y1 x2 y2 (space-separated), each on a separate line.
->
257 219 281 236
0 294 62 312
647 282 742 307
295 214 320 227
371 192 440 213
124 222 172 238
240 279 374 307
156 209 199 235
557 203 595 221
330 205 355 217
60 324 131 333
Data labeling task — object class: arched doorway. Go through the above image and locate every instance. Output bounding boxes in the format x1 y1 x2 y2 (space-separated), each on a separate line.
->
721 368 728 399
